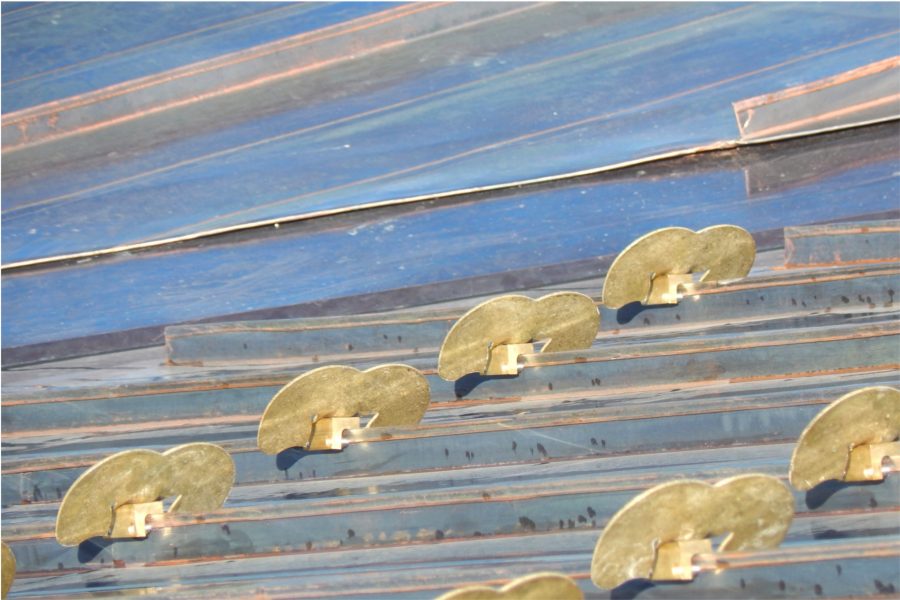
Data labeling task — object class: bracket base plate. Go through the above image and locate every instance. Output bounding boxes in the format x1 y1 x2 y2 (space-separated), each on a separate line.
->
109 500 164 539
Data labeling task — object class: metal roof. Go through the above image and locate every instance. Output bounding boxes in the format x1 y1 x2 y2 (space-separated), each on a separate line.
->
2 3 899 598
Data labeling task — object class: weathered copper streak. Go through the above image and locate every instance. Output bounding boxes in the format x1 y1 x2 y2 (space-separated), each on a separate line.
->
3 4 304 87
785 257 900 269
748 93 900 140
529 328 899 368
2 413 259 441
691 267 900 295
734 56 900 112
174 28 898 236
2 3 438 124
1 3 743 221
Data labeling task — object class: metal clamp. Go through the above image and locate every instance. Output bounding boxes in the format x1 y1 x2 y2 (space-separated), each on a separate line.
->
590 474 794 589
601 225 756 308
437 292 599 381
790 386 900 490
109 500 165 539
653 538 713 581
55 443 235 547
257 364 431 455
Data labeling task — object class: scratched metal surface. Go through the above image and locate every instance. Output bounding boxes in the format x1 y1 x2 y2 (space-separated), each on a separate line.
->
2 442 896 564
7 538 899 599
3 258 899 596
1 2 521 150
162 262 899 365
4 445 899 591
25 552 900 600
4 369 897 508
4 248 899 494
785 220 900 267
0 2 387 111
3 5 900 598
3 3 898 264
4 293 896 432
4 122 899 362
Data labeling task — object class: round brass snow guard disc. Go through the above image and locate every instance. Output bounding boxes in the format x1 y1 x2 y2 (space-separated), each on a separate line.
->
601 225 756 308
55 443 235 546
435 572 583 600
590 474 793 589
257 364 431 454
790 386 900 490
2 542 15 599
437 291 599 381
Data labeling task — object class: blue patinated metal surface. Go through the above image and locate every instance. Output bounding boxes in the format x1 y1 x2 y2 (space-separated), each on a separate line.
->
785 220 900 267
3 228 899 598
3 3 898 264
1 3 898 599
3 123 898 354
2 2 387 111
161 263 898 365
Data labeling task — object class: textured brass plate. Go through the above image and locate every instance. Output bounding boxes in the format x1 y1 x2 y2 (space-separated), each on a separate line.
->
437 292 599 381
601 225 756 308
308 416 361 451
486 342 535 376
109 500 164 538
590 474 793 589
790 386 900 490
653 539 713 581
2 542 14 600
55 443 235 546
845 441 900 482
257 364 430 455
435 572 583 600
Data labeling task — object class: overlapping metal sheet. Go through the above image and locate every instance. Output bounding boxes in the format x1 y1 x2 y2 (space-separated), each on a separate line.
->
3 3 898 264
4 123 898 361
1 3 898 599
